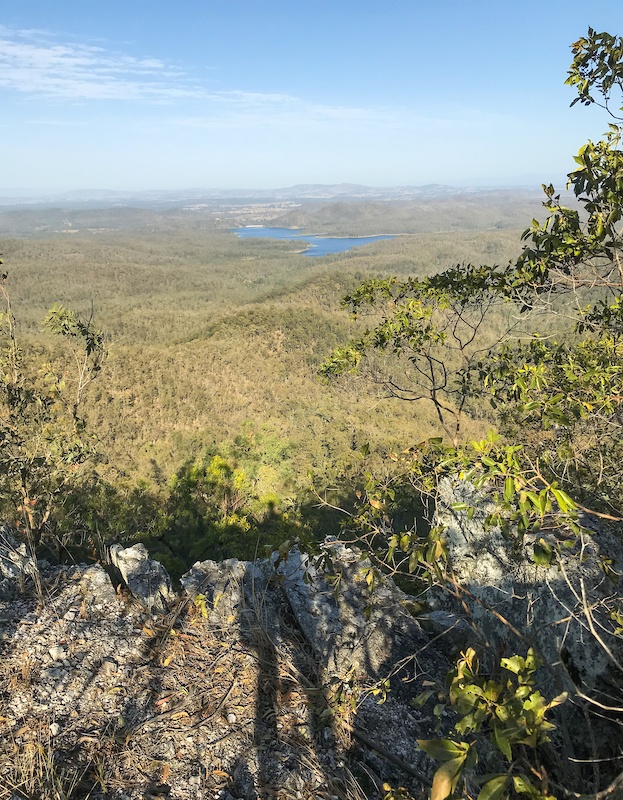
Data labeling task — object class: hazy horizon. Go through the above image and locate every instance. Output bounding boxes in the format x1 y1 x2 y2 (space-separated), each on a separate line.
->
0 180 558 196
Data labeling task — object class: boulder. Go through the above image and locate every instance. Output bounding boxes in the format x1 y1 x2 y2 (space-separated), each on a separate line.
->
277 541 444 683
79 563 118 610
180 557 278 637
0 526 37 580
109 543 175 615
0 526 37 599
435 477 623 694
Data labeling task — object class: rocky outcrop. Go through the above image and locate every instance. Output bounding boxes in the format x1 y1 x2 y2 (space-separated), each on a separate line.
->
180 556 270 629
434 478 623 697
277 541 445 683
2 493 621 800
79 562 119 609
0 525 37 599
0 541 443 800
110 542 175 615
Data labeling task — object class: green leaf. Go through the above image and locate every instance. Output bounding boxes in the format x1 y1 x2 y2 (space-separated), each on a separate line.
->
544 406 572 426
551 487 576 513
417 739 467 762
513 774 541 799
412 689 435 707
493 723 513 760
504 475 515 503
477 775 510 800
533 538 554 567
431 756 465 800
524 648 541 673
500 655 525 674
547 691 569 709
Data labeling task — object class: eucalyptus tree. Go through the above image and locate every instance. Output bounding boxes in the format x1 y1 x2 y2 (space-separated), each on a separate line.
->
321 30 623 800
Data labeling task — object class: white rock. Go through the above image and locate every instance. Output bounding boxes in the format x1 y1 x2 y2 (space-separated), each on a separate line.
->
48 646 65 662
109 544 174 614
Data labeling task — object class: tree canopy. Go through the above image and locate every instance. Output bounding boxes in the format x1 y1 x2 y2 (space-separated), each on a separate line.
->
323 27 623 529
321 29 623 800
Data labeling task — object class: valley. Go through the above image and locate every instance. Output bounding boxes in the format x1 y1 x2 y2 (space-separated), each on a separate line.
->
0 190 537 483
0 187 547 569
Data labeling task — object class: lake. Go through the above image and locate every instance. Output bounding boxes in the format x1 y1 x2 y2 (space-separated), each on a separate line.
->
231 226 394 257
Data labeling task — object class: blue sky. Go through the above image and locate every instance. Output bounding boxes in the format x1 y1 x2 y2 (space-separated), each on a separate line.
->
1 0 622 192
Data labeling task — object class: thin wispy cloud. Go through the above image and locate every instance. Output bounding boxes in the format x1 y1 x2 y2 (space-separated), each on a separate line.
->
0 27 203 100
0 26 412 125
0 25 496 135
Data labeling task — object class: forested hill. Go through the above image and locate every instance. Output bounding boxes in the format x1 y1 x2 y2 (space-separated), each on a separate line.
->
0 187 568 237
268 190 559 235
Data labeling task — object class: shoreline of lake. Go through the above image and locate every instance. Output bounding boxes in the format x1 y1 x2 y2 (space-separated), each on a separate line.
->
231 226 396 257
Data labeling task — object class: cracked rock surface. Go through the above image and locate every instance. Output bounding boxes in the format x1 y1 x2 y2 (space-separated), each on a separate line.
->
0 546 444 800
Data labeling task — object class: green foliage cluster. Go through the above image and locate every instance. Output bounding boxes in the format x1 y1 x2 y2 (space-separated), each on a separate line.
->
0 265 104 556
324 30 623 524
417 648 566 800
323 28 623 800
136 433 319 576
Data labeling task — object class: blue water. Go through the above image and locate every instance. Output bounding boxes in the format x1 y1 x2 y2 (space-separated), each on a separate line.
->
232 226 394 257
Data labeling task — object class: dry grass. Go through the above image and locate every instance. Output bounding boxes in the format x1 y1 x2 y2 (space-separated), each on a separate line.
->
0 590 374 800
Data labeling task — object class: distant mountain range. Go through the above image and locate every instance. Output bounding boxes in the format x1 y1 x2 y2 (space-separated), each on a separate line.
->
0 182 541 209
